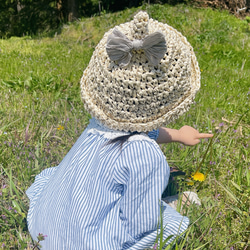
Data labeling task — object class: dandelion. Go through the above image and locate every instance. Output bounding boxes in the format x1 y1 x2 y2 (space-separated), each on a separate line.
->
191 172 205 182
57 125 64 131
187 180 194 186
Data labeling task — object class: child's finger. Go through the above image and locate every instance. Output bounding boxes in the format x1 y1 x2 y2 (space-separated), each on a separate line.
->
198 133 214 139
194 138 201 144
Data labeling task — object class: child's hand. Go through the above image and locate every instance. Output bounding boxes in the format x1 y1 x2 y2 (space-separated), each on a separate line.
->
178 125 213 146
156 126 213 145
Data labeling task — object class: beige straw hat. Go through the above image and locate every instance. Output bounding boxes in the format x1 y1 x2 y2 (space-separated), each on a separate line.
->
80 11 200 132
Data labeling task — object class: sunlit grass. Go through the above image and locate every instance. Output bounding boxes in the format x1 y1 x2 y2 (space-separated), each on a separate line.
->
0 3 249 249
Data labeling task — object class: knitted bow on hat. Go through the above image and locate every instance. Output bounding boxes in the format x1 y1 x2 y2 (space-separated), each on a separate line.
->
106 28 167 67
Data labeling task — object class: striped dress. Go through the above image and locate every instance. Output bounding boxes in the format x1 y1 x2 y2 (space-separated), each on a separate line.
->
26 118 189 249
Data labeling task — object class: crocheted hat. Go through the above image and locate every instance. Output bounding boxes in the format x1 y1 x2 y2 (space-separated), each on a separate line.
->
80 11 200 132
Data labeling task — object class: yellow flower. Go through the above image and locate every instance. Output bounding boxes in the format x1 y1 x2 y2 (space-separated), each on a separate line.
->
187 180 194 186
57 125 64 130
191 172 205 182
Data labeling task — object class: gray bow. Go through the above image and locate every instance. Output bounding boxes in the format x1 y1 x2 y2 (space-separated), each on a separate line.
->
106 28 167 67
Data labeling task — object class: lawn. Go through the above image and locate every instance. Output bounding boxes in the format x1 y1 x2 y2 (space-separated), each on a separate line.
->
0 3 249 249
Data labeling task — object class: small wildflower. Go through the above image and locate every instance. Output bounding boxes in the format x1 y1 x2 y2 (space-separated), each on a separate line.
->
191 172 205 182
219 122 224 127
153 243 158 250
215 194 220 199
187 181 194 186
57 125 64 131
37 233 48 241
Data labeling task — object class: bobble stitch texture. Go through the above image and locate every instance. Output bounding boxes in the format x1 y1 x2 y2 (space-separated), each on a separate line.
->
80 11 200 132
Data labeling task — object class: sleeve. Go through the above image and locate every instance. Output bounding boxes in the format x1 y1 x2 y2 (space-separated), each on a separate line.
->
114 140 170 239
147 129 159 141
26 167 58 201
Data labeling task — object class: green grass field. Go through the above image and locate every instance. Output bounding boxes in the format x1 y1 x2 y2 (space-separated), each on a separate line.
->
0 3 249 249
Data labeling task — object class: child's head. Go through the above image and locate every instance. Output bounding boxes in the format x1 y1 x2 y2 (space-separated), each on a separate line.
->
80 11 200 132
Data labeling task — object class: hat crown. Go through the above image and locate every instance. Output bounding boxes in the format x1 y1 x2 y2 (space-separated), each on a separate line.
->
80 11 200 132
132 11 149 39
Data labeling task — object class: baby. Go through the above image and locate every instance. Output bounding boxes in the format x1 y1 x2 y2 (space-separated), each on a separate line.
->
26 11 212 249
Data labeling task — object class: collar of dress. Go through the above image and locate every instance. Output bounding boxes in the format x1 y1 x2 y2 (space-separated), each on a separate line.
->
86 118 151 142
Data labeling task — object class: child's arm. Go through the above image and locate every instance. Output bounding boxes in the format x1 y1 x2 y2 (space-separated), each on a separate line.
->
156 126 213 146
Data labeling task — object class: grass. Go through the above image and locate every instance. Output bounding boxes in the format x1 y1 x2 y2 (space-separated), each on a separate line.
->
0 3 249 249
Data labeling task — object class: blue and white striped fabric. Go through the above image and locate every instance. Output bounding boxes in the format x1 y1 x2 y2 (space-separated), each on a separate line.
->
26 118 189 249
